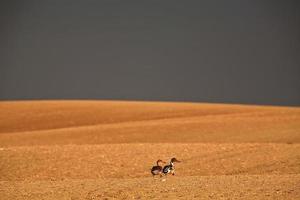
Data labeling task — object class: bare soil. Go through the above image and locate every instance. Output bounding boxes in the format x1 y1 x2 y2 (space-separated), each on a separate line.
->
0 100 299 199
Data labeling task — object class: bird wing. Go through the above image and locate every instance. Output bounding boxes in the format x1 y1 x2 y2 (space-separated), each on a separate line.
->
163 165 170 173
152 166 162 171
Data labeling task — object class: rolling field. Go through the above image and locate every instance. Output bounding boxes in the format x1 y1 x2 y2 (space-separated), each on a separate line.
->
0 100 300 199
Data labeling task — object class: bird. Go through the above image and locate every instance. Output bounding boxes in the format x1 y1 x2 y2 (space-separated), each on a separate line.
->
163 157 181 176
151 159 166 177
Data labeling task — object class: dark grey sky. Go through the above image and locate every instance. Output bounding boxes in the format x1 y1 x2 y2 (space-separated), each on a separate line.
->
0 0 299 106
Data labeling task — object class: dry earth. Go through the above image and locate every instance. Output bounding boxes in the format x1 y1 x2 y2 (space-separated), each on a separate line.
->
0 100 299 199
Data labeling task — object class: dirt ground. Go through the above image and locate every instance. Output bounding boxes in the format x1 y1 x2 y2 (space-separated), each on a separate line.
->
0 100 299 199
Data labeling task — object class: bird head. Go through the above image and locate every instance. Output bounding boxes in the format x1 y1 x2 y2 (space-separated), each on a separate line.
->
171 157 181 163
157 159 166 165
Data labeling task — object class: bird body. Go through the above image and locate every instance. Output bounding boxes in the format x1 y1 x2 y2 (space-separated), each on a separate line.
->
162 163 174 174
151 159 166 177
162 158 180 176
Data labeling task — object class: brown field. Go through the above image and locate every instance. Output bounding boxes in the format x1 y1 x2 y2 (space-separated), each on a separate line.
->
0 100 300 199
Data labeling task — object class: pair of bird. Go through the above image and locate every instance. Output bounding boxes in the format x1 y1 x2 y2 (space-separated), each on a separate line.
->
151 157 181 177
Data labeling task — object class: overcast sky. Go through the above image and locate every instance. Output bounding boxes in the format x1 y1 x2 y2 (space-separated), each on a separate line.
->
0 0 299 106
